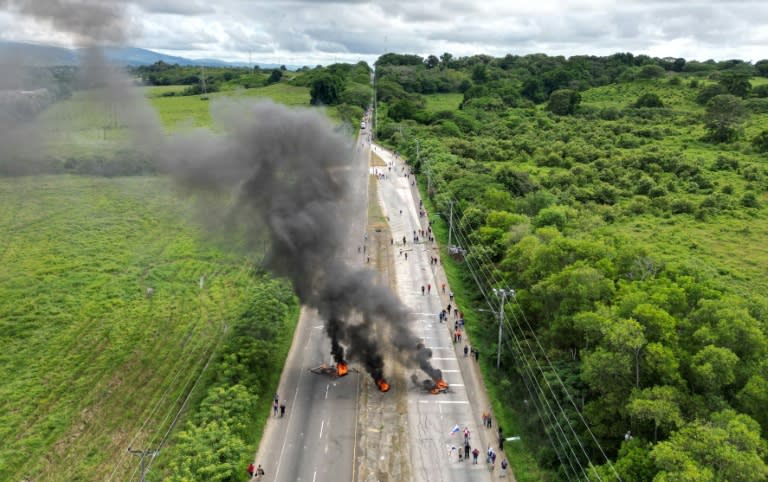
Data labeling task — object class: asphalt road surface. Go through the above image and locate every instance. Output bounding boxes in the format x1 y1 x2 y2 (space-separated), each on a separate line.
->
251 113 372 482
372 145 495 482
253 115 501 482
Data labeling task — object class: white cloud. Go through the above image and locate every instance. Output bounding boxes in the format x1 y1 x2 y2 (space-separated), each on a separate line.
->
1 0 767 64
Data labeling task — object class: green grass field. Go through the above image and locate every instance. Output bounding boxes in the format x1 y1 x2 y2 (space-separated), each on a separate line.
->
424 93 463 112
0 176 293 480
148 82 313 130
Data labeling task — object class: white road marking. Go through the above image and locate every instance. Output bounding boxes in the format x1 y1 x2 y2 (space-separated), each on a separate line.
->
431 357 457 360
319 420 325 439
313 470 317 482
325 383 329 399
441 370 460 373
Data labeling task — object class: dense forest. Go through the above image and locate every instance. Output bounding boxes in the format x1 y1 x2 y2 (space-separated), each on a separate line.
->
373 52 768 480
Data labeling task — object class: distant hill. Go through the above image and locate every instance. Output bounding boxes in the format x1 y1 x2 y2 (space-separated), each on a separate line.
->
0 40 293 69
0 41 77 66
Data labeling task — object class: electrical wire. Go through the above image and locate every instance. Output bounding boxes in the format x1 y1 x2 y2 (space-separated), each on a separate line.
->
441 196 621 479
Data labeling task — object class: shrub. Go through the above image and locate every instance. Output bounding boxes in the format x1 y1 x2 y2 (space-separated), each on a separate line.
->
534 205 571 230
634 93 664 108
696 84 727 105
547 89 581 115
741 192 760 208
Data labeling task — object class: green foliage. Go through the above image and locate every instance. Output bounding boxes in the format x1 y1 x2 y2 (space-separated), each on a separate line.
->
696 83 727 105
339 83 372 110
376 51 768 479
704 94 747 142
719 72 752 97
753 130 768 152
634 93 664 108
0 176 296 480
267 69 283 84
310 73 343 105
547 88 581 115
651 410 768 481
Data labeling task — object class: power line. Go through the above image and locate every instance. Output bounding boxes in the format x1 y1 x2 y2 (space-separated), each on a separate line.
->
442 197 620 479
446 210 593 478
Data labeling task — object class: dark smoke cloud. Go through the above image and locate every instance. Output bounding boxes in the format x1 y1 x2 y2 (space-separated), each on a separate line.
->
158 100 442 382
0 0 441 383
0 0 130 45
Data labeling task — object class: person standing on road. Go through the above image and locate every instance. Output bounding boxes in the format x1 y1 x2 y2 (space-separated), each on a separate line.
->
273 401 278 416
421 285 425 295
247 462 255 479
464 441 471 461
501 459 509 477
464 345 469 357
280 401 286 418
472 447 480 464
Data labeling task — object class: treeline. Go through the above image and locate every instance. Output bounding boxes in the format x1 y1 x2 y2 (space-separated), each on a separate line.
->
375 52 768 480
131 60 372 126
297 60 372 125
130 61 288 95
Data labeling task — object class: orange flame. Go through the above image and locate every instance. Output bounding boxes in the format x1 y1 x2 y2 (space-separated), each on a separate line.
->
430 378 449 394
377 379 390 392
337 362 348 377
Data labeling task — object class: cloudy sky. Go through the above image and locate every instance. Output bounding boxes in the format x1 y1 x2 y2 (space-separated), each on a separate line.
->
0 0 766 65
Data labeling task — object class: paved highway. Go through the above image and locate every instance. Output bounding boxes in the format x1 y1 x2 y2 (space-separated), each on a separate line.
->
372 145 495 482
251 113 372 482
253 112 504 481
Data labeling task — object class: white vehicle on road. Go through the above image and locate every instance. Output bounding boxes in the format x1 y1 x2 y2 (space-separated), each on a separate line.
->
360 121 366 129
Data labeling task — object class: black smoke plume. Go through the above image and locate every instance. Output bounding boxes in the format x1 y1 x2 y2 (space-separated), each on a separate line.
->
158 101 442 383
0 0 442 384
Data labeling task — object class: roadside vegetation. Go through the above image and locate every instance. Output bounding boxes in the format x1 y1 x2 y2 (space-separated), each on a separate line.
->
0 175 297 480
374 52 768 480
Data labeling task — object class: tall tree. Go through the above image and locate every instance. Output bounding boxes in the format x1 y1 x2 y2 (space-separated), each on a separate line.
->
310 73 342 105
627 385 683 442
547 89 581 115
704 94 746 142
652 410 768 481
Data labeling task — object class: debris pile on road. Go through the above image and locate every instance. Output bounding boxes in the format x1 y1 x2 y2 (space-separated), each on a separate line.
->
411 374 450 394
310 363 352 378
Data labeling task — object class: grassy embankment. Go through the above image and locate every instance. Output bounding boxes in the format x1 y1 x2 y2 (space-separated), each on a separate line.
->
0 81 327 480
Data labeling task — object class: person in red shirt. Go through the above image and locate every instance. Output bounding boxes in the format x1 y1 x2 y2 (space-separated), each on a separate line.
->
247 462 255 478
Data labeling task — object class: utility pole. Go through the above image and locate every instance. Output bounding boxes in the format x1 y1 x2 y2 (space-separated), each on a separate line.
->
448 200 454 247
492 288 514 370
129 447 158 482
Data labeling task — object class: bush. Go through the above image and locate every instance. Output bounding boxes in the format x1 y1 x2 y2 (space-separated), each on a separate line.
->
752 131 768 153
634 93 664 108
547 89 581 115
713 156 740 170
534 205 571 230
696 84 727 105
741 192 760 208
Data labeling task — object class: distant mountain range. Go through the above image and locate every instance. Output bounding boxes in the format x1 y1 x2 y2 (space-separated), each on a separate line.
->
0 41 293 69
